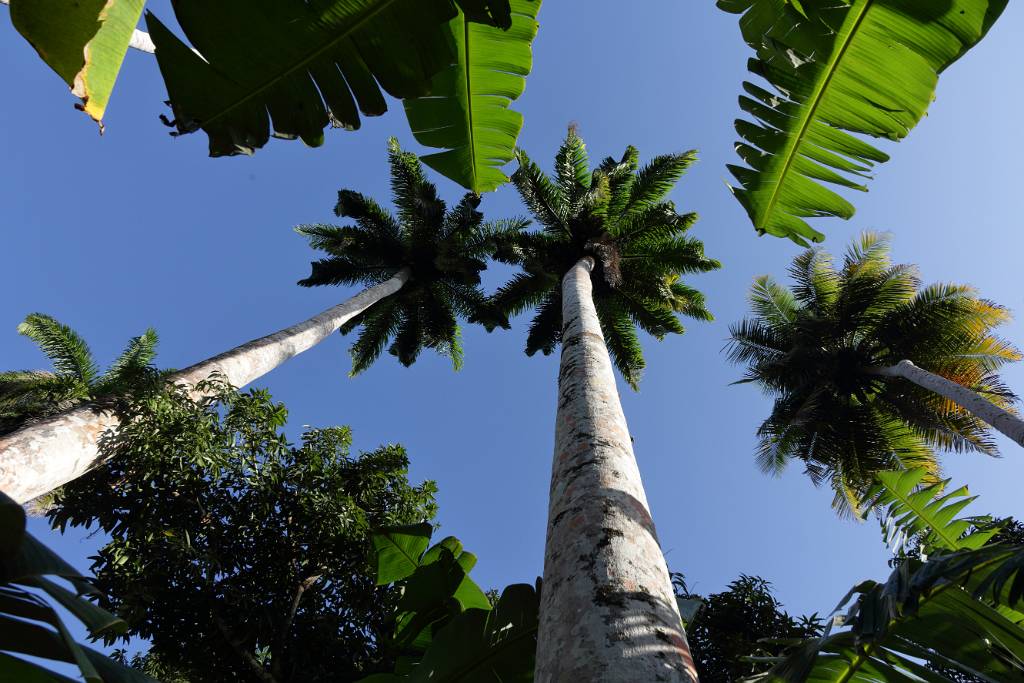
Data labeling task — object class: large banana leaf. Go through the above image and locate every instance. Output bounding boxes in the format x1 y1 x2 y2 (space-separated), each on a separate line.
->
360 526 537 682
403 0 541 193
719 0 1008 245
146 0 517 157
0 491 149 683
8 0 145 125
748 470 1024 681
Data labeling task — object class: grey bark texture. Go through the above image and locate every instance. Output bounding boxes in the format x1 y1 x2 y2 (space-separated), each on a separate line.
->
534 257 698 682
872 359 1024 448
0 270 410 503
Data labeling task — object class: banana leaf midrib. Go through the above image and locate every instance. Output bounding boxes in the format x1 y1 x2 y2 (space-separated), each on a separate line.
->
754 0 874 232
460 16 479 191
191 0 400 131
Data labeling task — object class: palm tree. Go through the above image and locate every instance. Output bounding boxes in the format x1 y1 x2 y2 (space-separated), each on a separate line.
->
727 232 1023 514
296 138 521 374
0 313 160 436
493 129 719 681
0 138 511 504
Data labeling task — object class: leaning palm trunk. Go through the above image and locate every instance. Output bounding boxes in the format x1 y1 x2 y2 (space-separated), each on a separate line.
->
0 269 410 503
869 360 1024 448
535 257 697 682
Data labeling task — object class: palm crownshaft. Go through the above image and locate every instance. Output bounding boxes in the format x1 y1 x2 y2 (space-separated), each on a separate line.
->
728 232 1022 513
497 130 717 680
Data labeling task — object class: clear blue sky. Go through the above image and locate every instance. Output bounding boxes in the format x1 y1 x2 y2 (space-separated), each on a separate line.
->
3 0 1023 662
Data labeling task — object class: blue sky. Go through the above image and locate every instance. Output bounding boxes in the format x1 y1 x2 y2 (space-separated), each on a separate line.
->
3 0 1023 664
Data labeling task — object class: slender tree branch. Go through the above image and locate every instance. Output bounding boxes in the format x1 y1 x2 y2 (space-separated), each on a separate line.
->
271 574 322 680
213 613 279 683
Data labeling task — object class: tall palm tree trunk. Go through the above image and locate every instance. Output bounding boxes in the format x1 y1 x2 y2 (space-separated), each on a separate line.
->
0 269 411 503
535 257 697 682
870 360 1024 448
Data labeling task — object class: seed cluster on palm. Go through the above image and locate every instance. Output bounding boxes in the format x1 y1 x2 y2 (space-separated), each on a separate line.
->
728 232 1021 514
489 129 721 388
297 137 525 375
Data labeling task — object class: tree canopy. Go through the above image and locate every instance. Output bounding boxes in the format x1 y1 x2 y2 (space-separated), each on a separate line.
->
49 378 438 683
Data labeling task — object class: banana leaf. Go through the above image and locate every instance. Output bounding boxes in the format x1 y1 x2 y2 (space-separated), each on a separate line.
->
403 0 541 193
720 0 1008 245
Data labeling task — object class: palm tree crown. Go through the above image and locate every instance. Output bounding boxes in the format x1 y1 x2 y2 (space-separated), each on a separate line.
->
728 232 1021 513
491 129 720 387
0 314 160 435
297 138 523 375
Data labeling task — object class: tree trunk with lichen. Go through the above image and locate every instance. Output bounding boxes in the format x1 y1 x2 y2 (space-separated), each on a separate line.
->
869 359 1024 448
534 257 698 682
0 269 411 503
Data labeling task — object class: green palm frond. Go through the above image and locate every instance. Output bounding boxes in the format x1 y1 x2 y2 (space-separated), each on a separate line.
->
524 290 562 358
349 296 402 376
622 151 697 219
729 232 1022 515
596 296 645 390
721 0 1008 244
18 314 99 387
497 131 718 388
553 127 591 214
510 149 567 234
97 329 159 394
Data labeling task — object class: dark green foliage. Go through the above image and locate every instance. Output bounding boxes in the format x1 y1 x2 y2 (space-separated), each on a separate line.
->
0 490 152 683
751 469 1024 682
298 137 526 375
673 574 821 683
727 232 1021 514
0 313 163 436
147 0 520 156
48 378 438 683
493 128 720 387
360 525 538 682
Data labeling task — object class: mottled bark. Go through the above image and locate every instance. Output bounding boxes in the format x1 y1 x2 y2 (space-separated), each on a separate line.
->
535 257 697 682
0 270 410 503
870 359 1024 448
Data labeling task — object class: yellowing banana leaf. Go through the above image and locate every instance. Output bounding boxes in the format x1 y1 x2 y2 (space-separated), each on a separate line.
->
403 0 541 193
9 0 145 125
146 0 517 158
720 0 1008 245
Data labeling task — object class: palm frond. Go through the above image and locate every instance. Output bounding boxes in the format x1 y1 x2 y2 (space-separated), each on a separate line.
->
623 151 697 218
553 127 591 214
347 296 402 376
17 314 99 386
97 329 159 394
595 296 644 390
510 149 567 234
524 290 562 357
